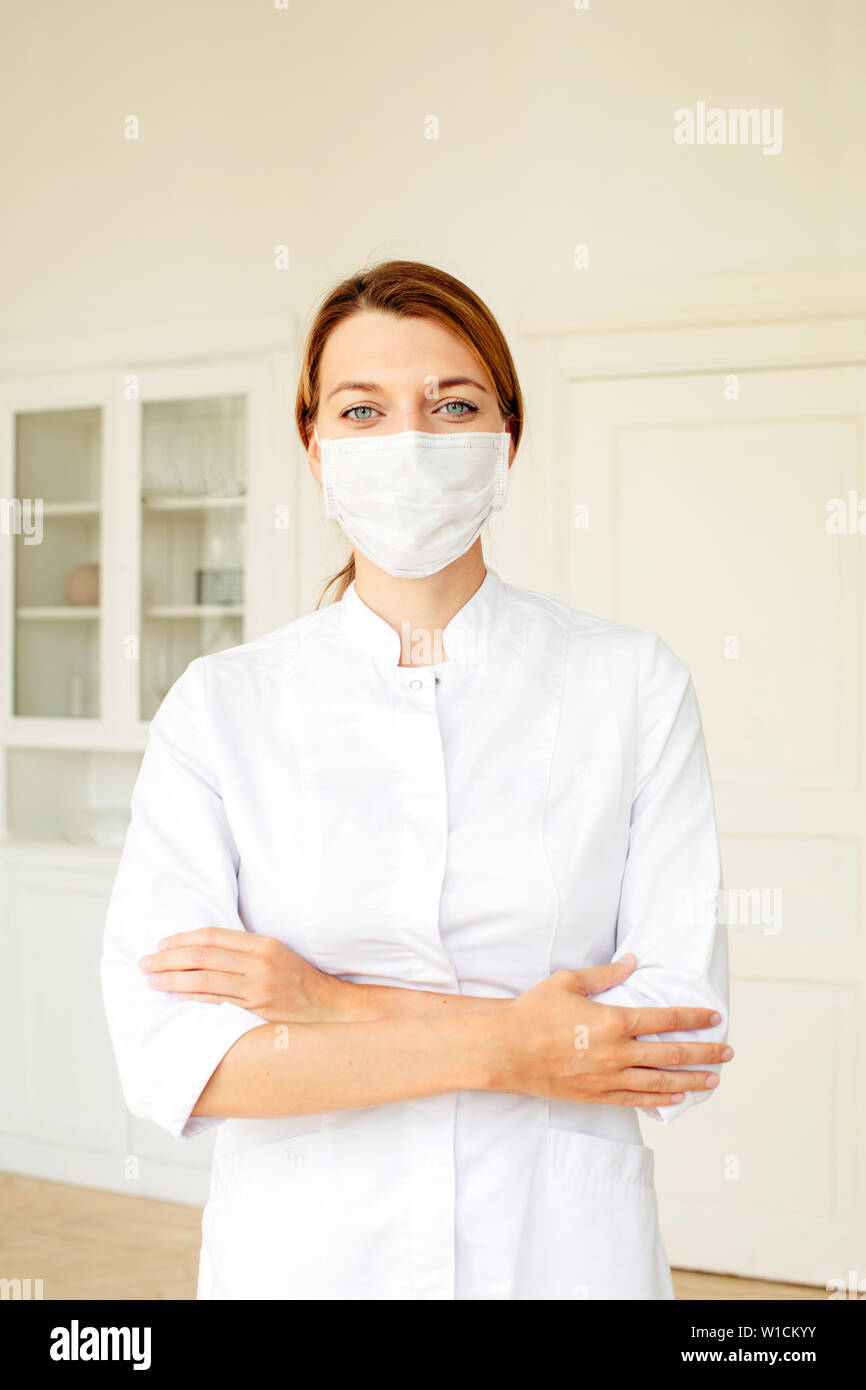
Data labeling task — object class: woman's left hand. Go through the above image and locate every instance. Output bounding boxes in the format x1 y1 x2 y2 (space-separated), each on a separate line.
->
138 927 354 1025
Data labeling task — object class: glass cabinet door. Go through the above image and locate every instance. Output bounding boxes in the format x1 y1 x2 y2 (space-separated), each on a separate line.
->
139 395 247 720
14 407 102 718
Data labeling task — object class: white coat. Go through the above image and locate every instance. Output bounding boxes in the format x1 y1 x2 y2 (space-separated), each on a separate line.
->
101 567 729 1300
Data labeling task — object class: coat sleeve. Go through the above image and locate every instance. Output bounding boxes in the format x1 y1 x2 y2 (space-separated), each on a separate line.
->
100 657 266 1140
589 629 730 1125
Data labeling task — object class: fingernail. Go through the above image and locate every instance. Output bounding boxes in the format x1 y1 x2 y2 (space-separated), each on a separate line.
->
722 1046 733 1060
139 956 152 969
157 939 168 950
621 953 636 966
706 1074 719 1087
710 1012 722 1025
670 1093 684 1103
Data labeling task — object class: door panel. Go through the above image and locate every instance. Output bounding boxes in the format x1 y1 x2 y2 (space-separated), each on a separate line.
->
543 336 865 1286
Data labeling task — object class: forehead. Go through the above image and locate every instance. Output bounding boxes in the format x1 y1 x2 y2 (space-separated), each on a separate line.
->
319 310 493 391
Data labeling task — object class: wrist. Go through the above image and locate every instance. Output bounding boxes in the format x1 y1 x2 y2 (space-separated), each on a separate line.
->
464 1001 520 1092
326 976 373 1023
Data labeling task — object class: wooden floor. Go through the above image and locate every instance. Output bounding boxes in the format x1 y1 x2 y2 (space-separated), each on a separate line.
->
0 1172 826 1301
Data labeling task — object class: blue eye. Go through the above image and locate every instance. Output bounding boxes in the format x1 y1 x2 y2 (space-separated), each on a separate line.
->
343 405 376 421
438 399 478 416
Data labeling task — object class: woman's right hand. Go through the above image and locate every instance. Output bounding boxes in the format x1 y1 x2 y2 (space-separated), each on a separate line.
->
493 956 732 1107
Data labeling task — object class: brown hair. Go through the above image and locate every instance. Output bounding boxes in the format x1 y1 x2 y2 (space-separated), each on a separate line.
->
294 260 524 606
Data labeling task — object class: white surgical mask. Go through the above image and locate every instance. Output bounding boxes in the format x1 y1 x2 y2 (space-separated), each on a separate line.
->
314 426 511 578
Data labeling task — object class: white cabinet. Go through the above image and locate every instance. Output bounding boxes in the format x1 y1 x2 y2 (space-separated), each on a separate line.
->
0 352 298 1201
0 844 215 1201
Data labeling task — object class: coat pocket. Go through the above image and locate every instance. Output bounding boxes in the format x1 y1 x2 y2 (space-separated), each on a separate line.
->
209 1114 325 1197
515 1125 670 1298
546 1125 655 1197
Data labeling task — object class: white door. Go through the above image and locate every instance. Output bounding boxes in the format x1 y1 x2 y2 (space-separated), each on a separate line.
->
525 319 866 1288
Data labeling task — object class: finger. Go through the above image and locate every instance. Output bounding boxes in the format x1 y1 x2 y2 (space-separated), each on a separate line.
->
629 1041 733 1067
146 969 247 998
174 993 239 1006
605 1090 686 1107
569 954 637 996
618 1005 723 1036
153 927 256 952
139 945 248 975
618 1067 720 1094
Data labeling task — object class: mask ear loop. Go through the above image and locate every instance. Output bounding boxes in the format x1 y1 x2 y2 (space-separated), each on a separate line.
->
313 424 339 518
492 427 510 511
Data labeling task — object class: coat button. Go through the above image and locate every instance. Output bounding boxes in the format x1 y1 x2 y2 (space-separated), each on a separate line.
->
409 679 422 690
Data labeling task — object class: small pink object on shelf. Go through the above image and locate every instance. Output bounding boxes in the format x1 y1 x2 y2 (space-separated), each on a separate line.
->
64 562 100 606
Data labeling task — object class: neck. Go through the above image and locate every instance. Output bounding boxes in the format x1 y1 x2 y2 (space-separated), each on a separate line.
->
353 544 487 667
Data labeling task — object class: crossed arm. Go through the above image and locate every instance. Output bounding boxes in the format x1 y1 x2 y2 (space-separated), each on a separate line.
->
138 928 732 1120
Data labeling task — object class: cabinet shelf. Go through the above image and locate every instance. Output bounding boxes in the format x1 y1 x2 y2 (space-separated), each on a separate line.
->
141 494 245 514
41 502 101 518
144 605 244 619
1 720 147 752
16 607 100 621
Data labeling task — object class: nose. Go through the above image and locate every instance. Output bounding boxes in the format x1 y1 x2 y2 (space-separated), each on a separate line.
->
389 405 433 434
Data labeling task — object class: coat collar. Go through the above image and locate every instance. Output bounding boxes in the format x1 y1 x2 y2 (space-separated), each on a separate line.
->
339 566 505 668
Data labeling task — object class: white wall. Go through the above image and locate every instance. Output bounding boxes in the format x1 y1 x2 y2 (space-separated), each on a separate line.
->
2 0 861 328
3 0 864 608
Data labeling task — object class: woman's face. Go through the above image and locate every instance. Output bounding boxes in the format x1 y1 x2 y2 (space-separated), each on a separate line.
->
307 309 515 484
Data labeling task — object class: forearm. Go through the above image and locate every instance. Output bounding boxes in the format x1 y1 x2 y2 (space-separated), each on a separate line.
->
192 1009 507 1121
140 928 518 1026
339 981 513 1022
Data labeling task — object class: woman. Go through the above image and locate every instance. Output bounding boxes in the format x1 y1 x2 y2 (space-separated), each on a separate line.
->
101 260 731 1301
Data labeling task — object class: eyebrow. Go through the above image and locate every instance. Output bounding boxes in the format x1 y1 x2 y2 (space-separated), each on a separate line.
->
326 376 491 400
